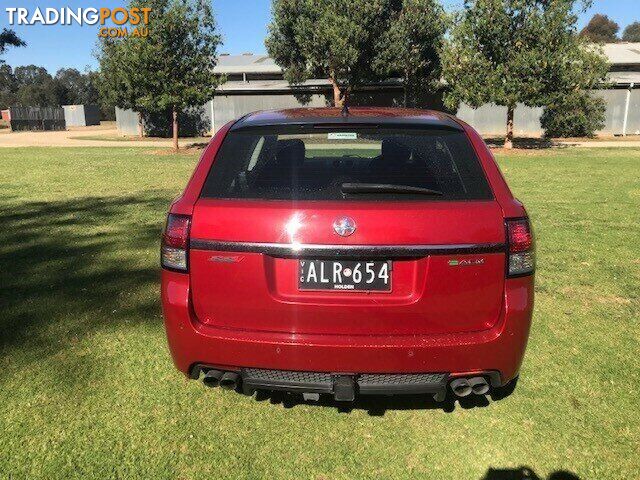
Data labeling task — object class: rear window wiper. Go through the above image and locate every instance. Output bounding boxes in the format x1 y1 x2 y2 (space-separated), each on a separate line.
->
341 183 443 196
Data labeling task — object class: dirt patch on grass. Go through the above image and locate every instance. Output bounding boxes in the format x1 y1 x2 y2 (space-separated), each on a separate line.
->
559 286 633 307
596 294 633 306
490 148 558 156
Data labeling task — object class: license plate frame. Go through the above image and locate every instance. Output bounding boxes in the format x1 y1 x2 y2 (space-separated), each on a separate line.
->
298 259 392 292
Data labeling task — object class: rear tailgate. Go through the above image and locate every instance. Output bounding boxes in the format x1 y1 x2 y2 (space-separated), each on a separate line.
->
189 199 505 336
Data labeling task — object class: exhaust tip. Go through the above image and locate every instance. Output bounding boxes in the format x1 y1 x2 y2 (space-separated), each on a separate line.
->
203 369 224 388
469 377 490 395
219 371 240 390
450 378 472 397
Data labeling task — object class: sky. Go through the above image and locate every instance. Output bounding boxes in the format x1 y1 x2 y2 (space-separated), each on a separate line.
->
1 0 638 74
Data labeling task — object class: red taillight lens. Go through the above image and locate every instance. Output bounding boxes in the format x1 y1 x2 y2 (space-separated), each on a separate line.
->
508 220 533 253
161 214 191 271
506 218 535 277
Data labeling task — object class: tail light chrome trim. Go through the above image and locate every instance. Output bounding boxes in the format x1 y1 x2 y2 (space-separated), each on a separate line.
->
189 239 506 259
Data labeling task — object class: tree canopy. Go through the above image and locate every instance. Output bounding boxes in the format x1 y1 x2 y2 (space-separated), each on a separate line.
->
622 22 640 43
97 0 222 149
579 14 619 43
266 0 400 107
441 0 609 148
372 0 446 107
0 65 108 116
0 28 25 60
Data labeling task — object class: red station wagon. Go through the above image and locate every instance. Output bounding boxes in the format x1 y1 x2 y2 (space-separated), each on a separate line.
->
161 107 535 402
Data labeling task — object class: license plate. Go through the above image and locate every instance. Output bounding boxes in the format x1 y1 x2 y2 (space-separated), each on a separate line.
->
298 260 391 292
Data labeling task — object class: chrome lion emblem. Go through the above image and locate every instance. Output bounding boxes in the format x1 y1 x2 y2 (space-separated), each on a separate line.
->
333 217 356 237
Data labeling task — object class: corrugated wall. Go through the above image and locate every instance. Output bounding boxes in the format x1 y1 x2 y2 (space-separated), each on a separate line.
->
83 105 101 126
211 93 327 131
456 103 544 137
457 89 639 137
594 89 628 135
209 90 411 132
9 106 65 131
621 89 640 136
115 107 141 136
117 88 640 138
63 105 87 127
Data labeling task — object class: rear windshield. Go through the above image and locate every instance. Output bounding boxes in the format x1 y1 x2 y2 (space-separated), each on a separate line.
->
200 126 493 201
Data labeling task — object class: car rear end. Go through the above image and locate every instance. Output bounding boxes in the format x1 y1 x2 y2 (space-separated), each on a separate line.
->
161 108 535 402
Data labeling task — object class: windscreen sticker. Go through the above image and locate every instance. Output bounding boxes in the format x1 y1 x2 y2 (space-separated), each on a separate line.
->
328 132 358 140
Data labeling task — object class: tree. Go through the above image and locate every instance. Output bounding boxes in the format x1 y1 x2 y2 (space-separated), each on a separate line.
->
0 65 17 108
13 65 65 107
540 91 605 137
622 22 640 42
266 0 397 107
0 28 25 61
372 0 446 107
55 68 100 106
97 0 222 150
580 14 619 43
441 0 609 149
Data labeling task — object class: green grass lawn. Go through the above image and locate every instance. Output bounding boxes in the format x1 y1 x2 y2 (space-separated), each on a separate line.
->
0 147 638 479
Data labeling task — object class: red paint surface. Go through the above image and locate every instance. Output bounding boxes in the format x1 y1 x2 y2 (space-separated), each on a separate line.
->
161 108 534 385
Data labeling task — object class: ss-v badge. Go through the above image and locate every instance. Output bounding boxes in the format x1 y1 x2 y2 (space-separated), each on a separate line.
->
448 258 485 267
209 255 244 263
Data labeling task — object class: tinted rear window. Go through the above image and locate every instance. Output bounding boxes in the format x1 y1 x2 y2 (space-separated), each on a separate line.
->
200 127 492 201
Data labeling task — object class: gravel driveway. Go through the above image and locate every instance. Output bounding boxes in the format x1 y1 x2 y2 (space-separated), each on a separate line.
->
0 124 208 148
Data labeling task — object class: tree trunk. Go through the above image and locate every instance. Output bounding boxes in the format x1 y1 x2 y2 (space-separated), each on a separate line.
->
172 107 179 152
403 72 409 108
137 112 143 138
330 76 343 107
505 105 515 149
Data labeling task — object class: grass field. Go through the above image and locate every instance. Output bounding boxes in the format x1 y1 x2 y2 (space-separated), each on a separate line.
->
0 147 638 479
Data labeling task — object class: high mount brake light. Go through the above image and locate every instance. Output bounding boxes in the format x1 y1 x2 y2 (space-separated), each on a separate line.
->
506 218 535 277
161 214 191 271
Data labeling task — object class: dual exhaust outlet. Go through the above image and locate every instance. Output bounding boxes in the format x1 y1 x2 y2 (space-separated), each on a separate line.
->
449 377 490 397
203 369 490 399
203 369 240 390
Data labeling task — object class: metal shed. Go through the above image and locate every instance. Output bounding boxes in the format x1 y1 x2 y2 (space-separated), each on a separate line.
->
9 106 66 131
116 43 640 137
62 105 101 127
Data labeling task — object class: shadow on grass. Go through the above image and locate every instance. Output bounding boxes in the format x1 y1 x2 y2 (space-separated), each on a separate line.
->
247 385 521 415
240 377 519 415
250 390 490 417
0 193 172 382
482 467 580 480
483 137 569 150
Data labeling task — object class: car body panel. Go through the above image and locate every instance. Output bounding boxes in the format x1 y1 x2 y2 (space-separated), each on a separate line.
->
161 108 534 388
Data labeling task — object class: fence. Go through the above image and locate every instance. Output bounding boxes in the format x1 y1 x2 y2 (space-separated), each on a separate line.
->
9 106 66 131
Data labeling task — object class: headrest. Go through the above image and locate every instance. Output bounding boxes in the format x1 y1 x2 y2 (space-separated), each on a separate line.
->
275 139 305 167
381 138 411 165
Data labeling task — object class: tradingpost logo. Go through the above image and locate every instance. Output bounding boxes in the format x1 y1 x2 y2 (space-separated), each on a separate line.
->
5 6 151 38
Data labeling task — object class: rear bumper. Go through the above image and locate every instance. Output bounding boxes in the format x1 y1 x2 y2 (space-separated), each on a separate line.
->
162 270 533 387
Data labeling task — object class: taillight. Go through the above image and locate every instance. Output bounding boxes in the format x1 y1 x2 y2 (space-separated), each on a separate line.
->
161 214 191 271
506 218 535 277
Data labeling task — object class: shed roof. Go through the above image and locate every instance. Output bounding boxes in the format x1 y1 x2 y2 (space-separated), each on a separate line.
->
602 43 640 65
214 54 282 74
